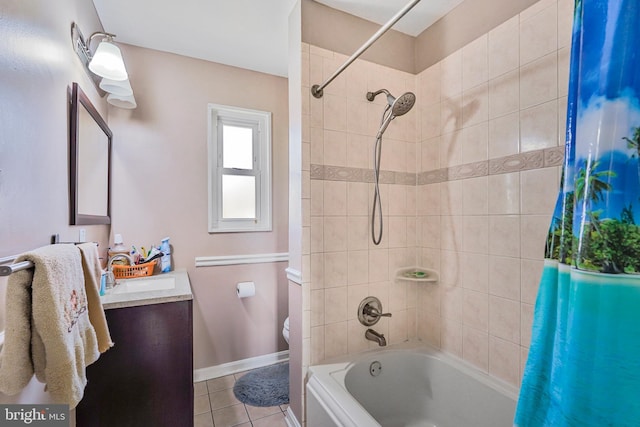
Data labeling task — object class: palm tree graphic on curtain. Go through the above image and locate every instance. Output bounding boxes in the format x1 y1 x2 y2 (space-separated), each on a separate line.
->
574 161 618 271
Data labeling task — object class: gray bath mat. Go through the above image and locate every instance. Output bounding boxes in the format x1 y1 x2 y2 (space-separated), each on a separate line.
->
233 362 289 407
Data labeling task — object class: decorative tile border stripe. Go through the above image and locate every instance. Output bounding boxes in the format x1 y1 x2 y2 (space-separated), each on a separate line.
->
310 164 324 179
448 160 489 181
544 146 565 167
418 168 447 185
396 172 418 185
310 165 416 185
325 165 366 182
311 146 565 185
489 150 544 174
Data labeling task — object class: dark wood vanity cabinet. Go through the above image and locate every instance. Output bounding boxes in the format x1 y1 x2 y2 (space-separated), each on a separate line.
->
76 300 193 427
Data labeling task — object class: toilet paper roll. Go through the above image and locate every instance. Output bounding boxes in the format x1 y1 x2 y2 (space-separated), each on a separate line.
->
237 281 256 299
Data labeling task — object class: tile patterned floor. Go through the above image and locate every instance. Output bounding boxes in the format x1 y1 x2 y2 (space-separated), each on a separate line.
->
194 369 289 427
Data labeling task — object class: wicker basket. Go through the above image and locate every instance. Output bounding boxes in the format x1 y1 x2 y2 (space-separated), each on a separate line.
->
112 260 157 279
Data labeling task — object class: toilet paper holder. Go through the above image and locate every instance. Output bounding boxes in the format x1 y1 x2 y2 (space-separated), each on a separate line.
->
236 281 256 298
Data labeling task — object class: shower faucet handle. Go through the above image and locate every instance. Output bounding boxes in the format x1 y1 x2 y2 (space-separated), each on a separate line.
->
363 305 392 318
358 296 392 326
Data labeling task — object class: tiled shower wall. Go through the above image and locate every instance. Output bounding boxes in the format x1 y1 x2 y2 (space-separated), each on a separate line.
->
301 0 572 389
302 43 421 365
416 0 572 387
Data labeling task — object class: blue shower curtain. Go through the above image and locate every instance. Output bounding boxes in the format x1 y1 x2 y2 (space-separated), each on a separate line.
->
514 0 640 425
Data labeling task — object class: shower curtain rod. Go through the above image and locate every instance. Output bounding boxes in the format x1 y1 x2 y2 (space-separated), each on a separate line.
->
311 0 422 98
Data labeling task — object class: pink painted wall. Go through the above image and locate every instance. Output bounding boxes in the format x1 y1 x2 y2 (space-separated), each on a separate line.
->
0 0 110 408
1 0 289 383
107 44 290 369
0 1 110 263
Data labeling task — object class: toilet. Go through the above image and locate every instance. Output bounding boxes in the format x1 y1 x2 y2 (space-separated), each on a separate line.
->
282 317 290 344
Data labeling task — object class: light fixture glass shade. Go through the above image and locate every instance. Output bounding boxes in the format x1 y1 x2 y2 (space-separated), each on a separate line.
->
107 93 137 109
99 77 133 96
89 40 128 81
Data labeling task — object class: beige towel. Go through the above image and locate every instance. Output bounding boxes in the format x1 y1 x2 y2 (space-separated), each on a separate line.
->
0 245 100 408
78 243 113 353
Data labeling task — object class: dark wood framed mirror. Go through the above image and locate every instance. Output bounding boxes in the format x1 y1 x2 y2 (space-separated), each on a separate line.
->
69 82 112 225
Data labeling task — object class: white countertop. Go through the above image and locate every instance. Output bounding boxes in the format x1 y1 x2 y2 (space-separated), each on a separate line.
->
100 269 193 310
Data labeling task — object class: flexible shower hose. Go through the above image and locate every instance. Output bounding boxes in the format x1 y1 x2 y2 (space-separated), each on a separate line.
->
371 105 393 245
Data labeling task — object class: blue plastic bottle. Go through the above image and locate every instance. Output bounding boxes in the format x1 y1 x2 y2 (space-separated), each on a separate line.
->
160 237 172 273
99 271 107 296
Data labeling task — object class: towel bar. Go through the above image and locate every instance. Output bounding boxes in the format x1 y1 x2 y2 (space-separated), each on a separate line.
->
0 260 35 276
0 240 98 277
0 255 34 276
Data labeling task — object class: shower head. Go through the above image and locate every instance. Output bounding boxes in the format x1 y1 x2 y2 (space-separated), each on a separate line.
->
391 92 416 116
367 89 416 138
366 89 416 117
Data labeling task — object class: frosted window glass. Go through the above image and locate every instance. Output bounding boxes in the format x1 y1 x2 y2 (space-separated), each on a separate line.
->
223 125 253 170
222 175 256 219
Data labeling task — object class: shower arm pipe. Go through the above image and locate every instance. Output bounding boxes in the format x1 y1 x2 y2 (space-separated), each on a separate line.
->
310 0 422 98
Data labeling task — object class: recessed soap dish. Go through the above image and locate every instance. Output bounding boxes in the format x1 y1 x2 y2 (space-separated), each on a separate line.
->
395 267 439 283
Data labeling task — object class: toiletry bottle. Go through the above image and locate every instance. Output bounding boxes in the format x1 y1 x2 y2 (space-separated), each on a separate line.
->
108 234 129 265
99 270 107 296
160 237 172 273
130 246 140 264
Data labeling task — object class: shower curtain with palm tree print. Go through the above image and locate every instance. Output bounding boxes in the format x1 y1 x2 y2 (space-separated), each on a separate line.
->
514 0 640 425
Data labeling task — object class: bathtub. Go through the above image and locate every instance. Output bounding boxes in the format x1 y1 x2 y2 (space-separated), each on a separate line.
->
306 345 518 427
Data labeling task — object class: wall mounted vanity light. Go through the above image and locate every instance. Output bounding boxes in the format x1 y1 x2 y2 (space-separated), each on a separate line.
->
87 36 127 81
72 22 137 109
99 77 133 96
106 93 137 109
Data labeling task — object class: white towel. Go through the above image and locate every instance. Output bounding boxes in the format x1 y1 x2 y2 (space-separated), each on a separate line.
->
0 245 100 408
78 243 114 353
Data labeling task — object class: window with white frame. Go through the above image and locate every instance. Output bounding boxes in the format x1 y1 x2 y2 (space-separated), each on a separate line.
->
208 104 272 233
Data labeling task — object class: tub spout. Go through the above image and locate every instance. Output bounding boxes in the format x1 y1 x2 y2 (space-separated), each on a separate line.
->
365 328 387 346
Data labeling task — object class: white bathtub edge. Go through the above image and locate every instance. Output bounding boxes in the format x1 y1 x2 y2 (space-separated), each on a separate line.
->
307 364 380 427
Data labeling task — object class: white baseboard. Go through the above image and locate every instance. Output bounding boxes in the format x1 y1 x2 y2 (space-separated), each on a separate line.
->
194 350 289 382
285 407 302 427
